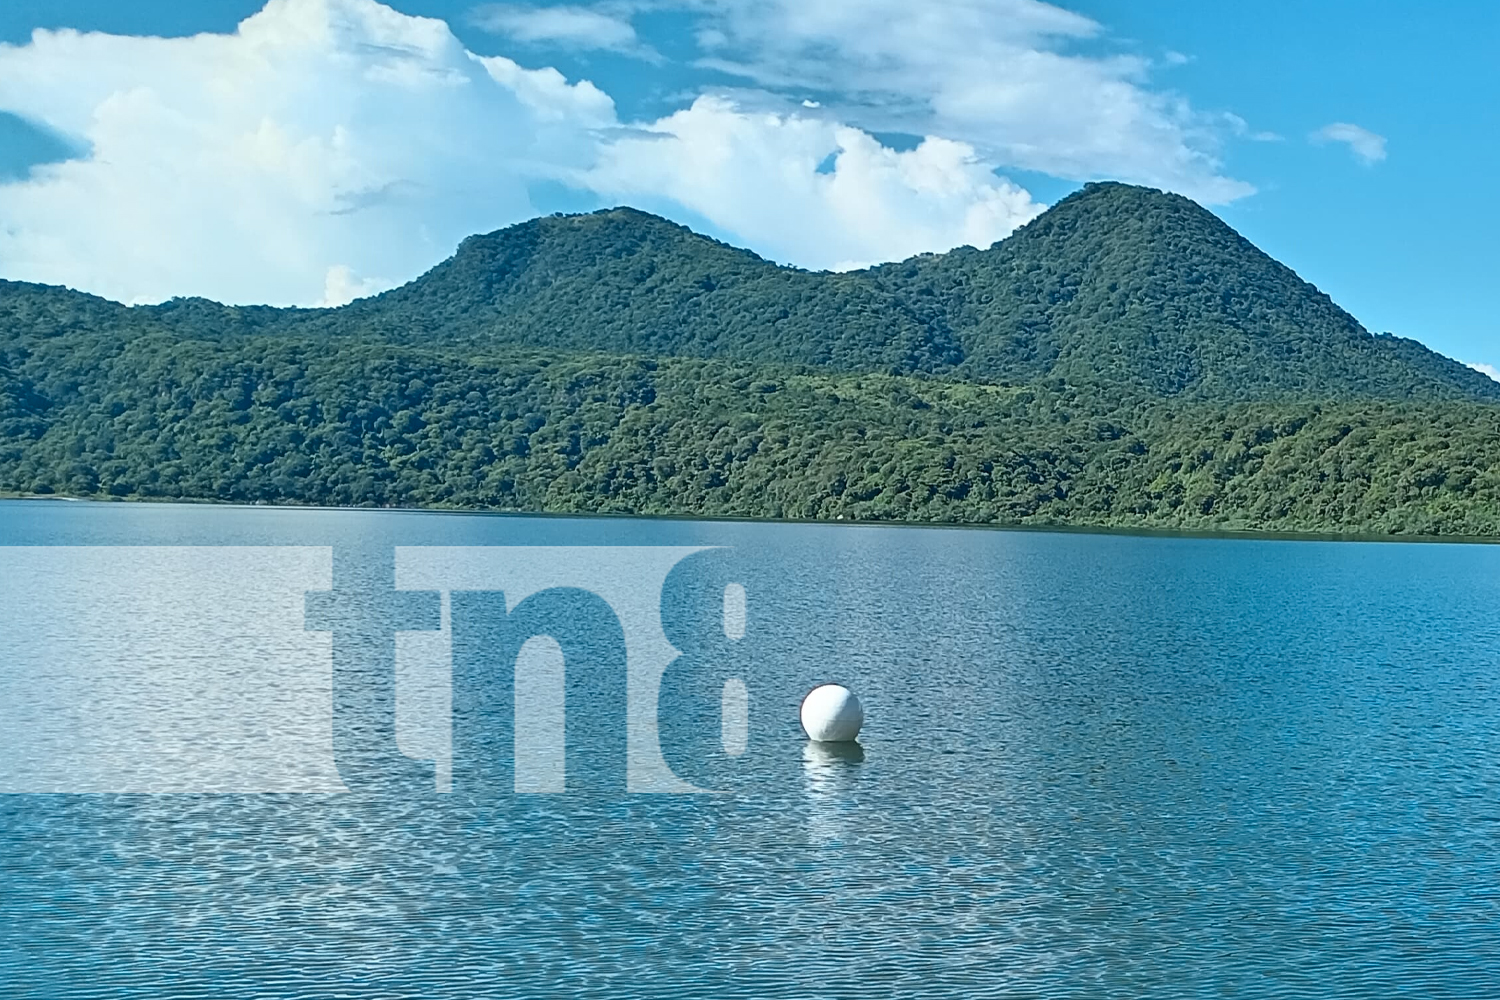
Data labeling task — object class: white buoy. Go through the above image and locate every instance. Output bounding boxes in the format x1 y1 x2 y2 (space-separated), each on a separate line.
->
800 684 863 742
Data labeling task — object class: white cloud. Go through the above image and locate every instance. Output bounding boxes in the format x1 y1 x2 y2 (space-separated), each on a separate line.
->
584 96 1045 270
1311 122 1387 165
0 0 1048 305
0 0 614 305
471 4 660 61
1223 113 1281 143
1464 361 1500 383
318 263 389 307
674 0 1256 204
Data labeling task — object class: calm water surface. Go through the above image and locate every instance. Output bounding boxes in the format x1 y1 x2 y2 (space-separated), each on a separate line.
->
3 501 1500 998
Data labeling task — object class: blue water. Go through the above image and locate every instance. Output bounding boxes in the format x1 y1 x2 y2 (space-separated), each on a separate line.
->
3 500 1500 998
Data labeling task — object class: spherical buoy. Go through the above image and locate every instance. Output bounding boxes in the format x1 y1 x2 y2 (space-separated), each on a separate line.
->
800 684 863 742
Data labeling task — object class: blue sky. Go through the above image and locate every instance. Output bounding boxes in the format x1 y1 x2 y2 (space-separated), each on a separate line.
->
0 0 1495 376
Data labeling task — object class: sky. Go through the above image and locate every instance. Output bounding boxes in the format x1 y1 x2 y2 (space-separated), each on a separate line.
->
0 0 1495 376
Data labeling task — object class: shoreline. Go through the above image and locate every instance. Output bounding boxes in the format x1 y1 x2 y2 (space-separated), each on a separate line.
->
4 491 1498 547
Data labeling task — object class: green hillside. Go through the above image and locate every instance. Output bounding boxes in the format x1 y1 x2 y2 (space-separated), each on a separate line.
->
2 182 1498 534
879 183 1497 399
6 183 1493 401
318 184 1499 400
339 209 960 373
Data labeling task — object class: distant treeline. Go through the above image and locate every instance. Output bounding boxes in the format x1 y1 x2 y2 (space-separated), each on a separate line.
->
3 331 1498 535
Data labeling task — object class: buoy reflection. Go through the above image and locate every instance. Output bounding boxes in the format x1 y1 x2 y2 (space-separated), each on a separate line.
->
802 740 865 846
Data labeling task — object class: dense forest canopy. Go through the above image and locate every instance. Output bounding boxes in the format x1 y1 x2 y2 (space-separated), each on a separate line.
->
2 182 1497 535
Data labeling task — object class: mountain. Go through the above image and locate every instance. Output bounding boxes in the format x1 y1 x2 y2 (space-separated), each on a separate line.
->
4 182 1491 402
2 183 1498 534
880 183 1498 399
311 182 1493 401
335 207 968 374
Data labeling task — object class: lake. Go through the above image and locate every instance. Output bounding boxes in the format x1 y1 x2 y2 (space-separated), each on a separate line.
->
3 500 1500 998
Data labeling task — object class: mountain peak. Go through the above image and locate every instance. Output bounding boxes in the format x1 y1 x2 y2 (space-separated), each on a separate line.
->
347 185 1498 401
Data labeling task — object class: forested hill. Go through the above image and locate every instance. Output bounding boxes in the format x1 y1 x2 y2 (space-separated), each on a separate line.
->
876 183 1498 399
3 182 1499 535
2 182 1495 404
341 182 1497 401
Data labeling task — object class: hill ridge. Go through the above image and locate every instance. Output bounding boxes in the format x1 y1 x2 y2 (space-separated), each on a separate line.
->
2 182 1495 403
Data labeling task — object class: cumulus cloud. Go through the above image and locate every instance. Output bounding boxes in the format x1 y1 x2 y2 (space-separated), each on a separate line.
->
586 96 1044 270
674 0 1257 204
1465 361 1500 383
0 0 1044 305
1223 112 1281 143
471 3 660 61
1311 122 1387 165
319 263 389 307
0 0 617 305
